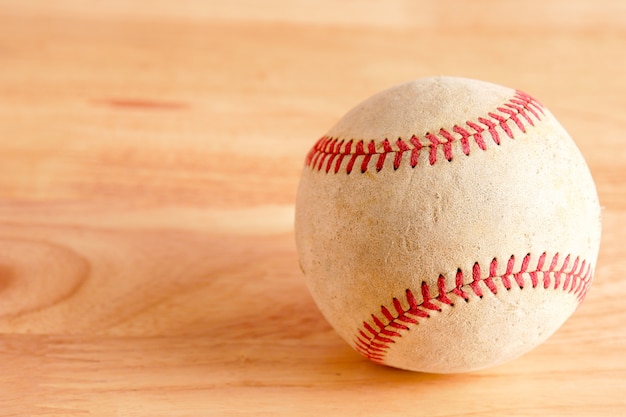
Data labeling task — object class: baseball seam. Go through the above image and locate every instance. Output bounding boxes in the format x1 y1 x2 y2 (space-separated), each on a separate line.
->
354 252 593 363
305 90 544 174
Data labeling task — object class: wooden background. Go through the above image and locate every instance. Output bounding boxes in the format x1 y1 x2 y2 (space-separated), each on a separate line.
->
1 1 625 415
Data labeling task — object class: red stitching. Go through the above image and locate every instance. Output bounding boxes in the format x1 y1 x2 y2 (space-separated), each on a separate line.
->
353 253 593 363
305 91 544 174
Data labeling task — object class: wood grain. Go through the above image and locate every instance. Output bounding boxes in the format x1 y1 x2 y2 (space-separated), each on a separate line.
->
0 1 625 415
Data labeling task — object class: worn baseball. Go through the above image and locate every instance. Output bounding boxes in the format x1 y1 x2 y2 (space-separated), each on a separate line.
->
294 76 601 373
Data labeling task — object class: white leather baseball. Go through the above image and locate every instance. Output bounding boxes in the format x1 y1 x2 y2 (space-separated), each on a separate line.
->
294 76 601 373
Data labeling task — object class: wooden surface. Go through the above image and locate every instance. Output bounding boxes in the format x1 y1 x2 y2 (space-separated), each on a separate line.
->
1 1 625 415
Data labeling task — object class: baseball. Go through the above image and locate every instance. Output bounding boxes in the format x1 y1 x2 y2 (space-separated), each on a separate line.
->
294 76 601 373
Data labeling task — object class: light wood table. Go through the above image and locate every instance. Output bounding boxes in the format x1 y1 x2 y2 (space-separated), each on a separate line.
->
1 1 625 415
